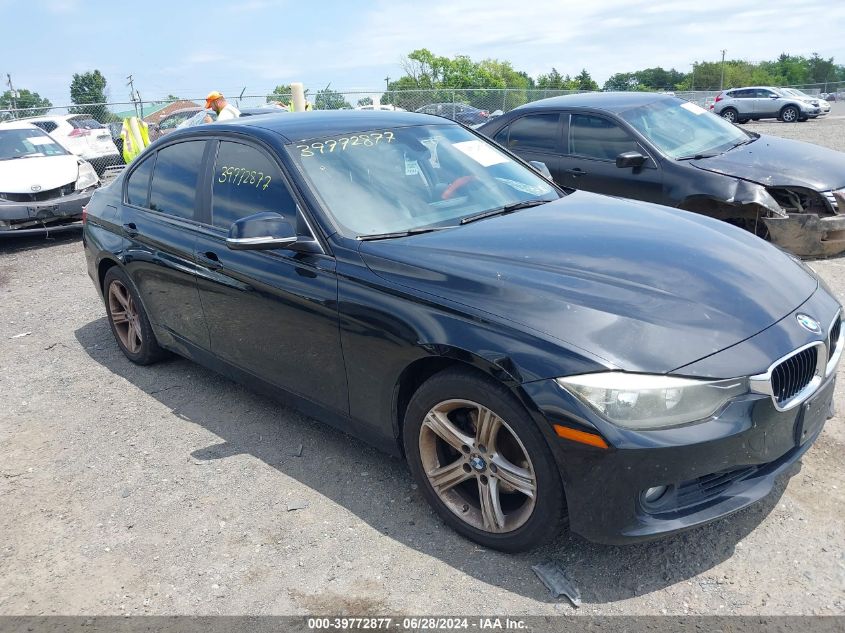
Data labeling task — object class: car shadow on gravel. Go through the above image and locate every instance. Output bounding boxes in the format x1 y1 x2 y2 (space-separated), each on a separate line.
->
0 228 81 255
75 316 791 606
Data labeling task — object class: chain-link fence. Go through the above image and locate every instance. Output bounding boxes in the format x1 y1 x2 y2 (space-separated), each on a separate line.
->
2 82 843 177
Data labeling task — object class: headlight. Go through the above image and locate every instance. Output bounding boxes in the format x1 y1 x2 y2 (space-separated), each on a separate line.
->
556 373 747 430
75 162 98 191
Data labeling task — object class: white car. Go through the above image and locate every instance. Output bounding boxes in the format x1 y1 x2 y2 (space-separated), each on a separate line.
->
22 114 122 173
0 121 99 234
781 88 831 116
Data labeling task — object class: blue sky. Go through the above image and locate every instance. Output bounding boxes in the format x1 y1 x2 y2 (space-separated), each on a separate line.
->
2 0 844 107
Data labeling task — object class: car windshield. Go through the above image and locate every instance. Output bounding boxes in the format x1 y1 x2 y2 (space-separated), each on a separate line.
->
0 128 68 160
286 124 560 238
618 99 751 160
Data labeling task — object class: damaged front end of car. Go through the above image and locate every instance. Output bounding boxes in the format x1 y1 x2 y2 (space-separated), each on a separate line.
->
762 187 845 258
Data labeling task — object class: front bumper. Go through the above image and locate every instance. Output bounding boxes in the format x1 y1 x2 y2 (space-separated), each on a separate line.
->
764 213 845 258
524 374 835 545
0 188 94 232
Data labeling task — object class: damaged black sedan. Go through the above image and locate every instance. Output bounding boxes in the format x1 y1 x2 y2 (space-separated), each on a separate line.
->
83 111 842 551
478 92 845 257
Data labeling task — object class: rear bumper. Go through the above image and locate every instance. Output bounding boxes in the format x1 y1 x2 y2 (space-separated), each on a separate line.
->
0 188 93 232
764 213 845 258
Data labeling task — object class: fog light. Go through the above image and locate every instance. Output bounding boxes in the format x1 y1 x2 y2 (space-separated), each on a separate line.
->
642 485 668 504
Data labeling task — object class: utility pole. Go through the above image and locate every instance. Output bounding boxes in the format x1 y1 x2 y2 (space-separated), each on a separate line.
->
384 76 390 104
719 50 727 90
126 74 140 119
6 74 18 117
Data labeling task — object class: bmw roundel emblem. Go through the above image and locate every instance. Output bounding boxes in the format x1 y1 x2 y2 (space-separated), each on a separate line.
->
30 185 42 192
796 313 822 335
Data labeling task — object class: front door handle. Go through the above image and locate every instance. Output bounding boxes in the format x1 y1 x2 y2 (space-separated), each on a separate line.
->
122 222 138 236
563 167 586 176
198 251 222 270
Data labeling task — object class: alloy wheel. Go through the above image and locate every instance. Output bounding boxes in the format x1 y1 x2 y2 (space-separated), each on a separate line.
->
418 399 537 533
782 107 798 122
107 280 143 354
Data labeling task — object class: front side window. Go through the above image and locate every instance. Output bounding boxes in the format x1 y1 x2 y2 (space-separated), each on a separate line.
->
149 140 206 220
211 141 294 230
0 128 68 160
570 114 638 161
125 154 155 207
507 114 559 151
287 124 559 238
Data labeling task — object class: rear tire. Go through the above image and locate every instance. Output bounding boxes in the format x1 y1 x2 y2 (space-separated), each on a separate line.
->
720 108 738 123
103 267 167 365
403 367 565 552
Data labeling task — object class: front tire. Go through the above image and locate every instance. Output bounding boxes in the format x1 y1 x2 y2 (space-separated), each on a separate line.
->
103 267 167 365
781 106 799 122
403 367 565 552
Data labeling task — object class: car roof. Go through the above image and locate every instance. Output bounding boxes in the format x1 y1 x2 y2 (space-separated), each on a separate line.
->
207 110 452 143
18 113 87 122
0 121 41 131
513 91 675 113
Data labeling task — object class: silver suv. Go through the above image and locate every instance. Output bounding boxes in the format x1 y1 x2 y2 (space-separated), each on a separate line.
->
711 86 820 123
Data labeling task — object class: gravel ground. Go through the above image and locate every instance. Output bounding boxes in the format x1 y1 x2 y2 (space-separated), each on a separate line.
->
1 111 845 617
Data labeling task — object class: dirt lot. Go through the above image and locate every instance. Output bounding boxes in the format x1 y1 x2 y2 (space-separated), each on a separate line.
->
1 109 844 617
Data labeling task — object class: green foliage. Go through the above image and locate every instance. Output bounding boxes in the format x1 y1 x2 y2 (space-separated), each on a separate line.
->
267 84 293 104
69 70 110 121
0 88 52 118
314 85 351 110
357 96 373 107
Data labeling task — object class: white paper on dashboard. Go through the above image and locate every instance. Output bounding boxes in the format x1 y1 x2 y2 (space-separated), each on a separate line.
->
453 140 509 167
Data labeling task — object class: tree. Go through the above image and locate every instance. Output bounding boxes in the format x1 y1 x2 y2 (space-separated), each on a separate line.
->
573 69 599 91
267 84 294 104
0 88 52 118
69 70 108 121
314 85 351 110
537 68 571 90
357 96 373 107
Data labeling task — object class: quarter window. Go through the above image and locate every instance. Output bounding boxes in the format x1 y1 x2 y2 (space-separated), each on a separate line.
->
211 141 295 230
570 114 638 161
149 140 206 220
507 114 559 151
125 154 155 207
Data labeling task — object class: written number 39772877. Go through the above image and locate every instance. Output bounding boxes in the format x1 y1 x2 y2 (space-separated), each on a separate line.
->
217 166 272 190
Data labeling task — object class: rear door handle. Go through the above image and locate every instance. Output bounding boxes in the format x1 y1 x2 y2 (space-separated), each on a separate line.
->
122 222 138 236
563 168 586 176
198 251 222 270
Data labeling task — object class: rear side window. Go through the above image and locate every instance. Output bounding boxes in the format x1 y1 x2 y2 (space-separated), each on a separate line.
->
32 121 58 133
149 140 206 220
70 117 104 129
211 141 294 230
570 114 638 161
125 154 155 207
507 114 559 151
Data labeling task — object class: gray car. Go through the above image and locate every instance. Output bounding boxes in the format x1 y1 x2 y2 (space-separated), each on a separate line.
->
711 86 820 123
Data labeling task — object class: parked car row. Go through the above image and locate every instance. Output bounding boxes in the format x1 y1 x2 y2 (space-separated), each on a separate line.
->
24 114 122 174
82 110 843 551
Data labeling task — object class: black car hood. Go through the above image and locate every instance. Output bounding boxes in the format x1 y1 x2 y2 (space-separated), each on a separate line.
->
359 192 817 375
690 134 845 190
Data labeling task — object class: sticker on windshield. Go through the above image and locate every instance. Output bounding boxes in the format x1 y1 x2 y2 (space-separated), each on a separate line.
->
26 136 54 146
404 155 419 176
680 102 707 115
453 140 509 167
421 138 440 168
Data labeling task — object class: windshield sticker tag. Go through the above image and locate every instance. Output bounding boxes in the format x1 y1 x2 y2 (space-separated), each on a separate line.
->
421 138 440 168
27 136 54 145
453 140 509 167
404 155 419 176
680 102 707 115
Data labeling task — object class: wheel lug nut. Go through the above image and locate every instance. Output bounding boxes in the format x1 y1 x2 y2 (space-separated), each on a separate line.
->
462 463 471 473
489 463 498 474
461 445 470 454
480 475 489 485
478 444 487 453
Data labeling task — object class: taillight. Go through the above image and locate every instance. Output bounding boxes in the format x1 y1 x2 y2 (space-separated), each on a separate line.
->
714 93 724 103
81 205 88 224
480 110 489 117
69 128 91 137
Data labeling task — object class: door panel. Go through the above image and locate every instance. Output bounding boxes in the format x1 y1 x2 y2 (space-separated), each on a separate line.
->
560 113 663 203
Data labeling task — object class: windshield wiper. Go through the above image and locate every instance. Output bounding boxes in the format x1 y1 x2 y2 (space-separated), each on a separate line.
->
358 225 457 241
676 152 719 161
459 199 549 225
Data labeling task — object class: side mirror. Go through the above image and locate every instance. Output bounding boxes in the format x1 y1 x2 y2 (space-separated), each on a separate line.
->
226 212 297 250
616 151 646 169
529 160 552 179
770 94 780 99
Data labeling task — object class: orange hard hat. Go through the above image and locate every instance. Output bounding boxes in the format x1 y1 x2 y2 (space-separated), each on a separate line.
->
205 91 223 109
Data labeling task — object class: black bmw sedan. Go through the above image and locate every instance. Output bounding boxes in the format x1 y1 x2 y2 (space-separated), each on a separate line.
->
82 111 842 551
477 93 845 258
